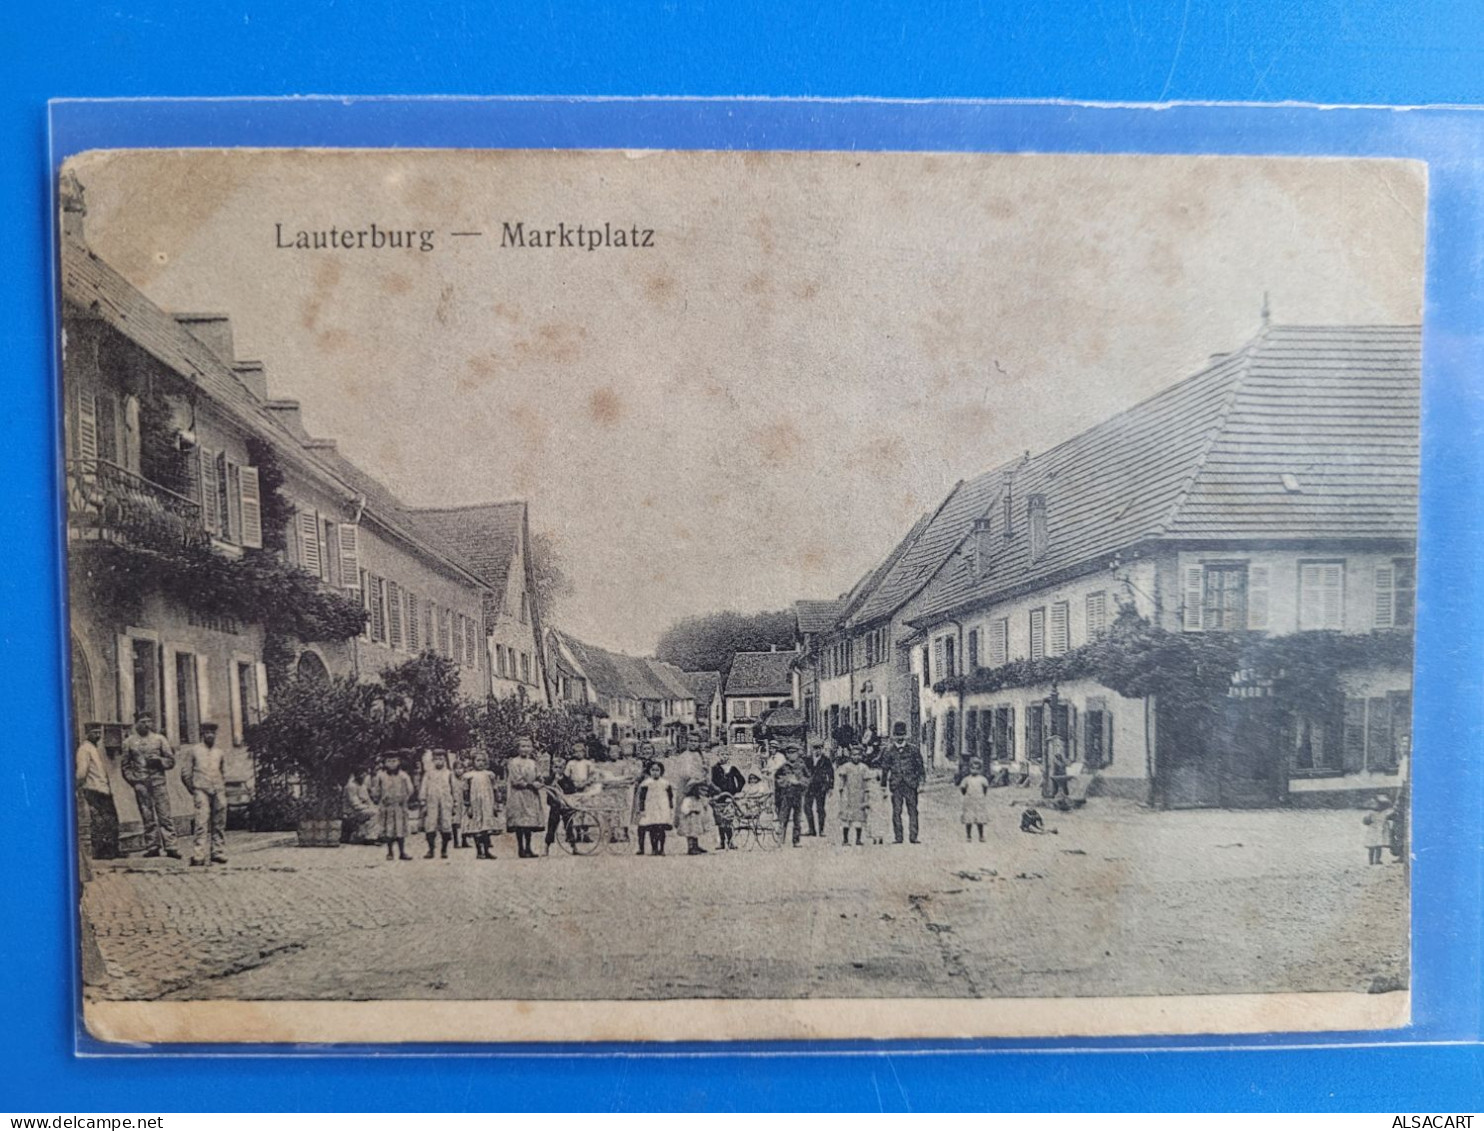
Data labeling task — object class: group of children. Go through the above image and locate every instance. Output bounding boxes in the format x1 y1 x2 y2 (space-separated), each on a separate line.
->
350 749 502 862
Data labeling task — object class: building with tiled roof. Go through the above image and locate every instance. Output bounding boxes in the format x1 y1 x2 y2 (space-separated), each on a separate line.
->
722 648 797 744
59 172 549 842
546 630 699 743
682 670 723 741
890 323 1419 808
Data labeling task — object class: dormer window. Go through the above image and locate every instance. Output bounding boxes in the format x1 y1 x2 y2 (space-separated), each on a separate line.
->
1028 494 1048 561
971 516 994 576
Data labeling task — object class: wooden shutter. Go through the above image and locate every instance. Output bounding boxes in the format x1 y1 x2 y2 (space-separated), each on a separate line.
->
254 663 270 722
224 460 242 542
237 466 263 548
115 635 135 724
406 592 420 651
337 525 361 594
1085 591 1104 640
967 629 979 670
1183 566 1204 630
1343 698 1367 773
991 619 1008 666
1374 564 1395 629
194 654 211 734
229 662 245 745
1050 602 1069 655
297 511 321 574
200 451 221 534
1247 565 1270 629
359 571 372 641
161 645 179 744
1029 608 1045 660
386 580 403 649
76 389 99 461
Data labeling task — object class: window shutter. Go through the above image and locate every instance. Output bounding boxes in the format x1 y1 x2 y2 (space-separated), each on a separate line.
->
387 580 403 649
932 638 944 684
1007 707 1015 758
406 592 420 651
336 524 361 595
359 571 372 641
1183 566 1204 630
229 662 245 745
224 460 242 542
194 654 211 733
254 663 270 722
200 451 221 535
1374 565 1395 629
297 511 322 574
968 628 979 670
238 465 263 549
1050 601 1069 654
161 645 179 745
1029 608 1045 660
1247 565 1270 629
1086 591 1107 640
76 389 99 461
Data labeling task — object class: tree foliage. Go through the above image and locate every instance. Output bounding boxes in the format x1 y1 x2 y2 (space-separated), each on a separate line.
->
527 530 574 621
654 608 797 681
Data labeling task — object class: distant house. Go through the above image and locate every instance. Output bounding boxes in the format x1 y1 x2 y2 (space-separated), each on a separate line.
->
683 670 722 742
408 503 551 705
723 649 797 745
547 630 696 744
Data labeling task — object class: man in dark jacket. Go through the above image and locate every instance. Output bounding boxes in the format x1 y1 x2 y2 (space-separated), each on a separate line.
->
882 721 926 844
803 738 836 837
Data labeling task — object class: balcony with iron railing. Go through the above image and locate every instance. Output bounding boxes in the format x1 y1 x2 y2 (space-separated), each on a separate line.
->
66 457 210 552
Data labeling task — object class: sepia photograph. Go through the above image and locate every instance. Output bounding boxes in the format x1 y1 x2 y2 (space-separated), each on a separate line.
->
59 147 1422 1043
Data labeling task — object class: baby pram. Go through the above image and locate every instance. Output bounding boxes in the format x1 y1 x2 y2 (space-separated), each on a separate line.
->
720 791 784 850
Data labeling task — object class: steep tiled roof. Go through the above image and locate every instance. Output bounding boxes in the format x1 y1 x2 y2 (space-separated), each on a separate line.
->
61 234 495 591
556 633 696 703
557 633 630 700
724 650 797 697
794 599 846 635
645 659 695 700
908 325 1420 624
683 671 721 709
845 470 1011 628
404 503 526 611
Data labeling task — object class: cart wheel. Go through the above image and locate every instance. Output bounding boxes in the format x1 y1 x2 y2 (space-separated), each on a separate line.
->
562 811 603 856
756 819 784 851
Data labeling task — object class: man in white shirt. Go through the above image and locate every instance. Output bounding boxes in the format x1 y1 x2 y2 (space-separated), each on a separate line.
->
74 722 119 860
178 722 228 866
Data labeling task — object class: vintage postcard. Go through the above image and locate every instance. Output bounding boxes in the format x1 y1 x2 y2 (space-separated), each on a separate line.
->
60 147 1421 1043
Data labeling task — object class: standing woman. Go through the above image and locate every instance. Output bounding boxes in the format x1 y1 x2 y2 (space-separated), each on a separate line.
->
504 736 546 859
462 751 500 860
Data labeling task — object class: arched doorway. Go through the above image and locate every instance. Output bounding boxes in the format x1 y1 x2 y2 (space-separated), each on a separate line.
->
296 650 330 683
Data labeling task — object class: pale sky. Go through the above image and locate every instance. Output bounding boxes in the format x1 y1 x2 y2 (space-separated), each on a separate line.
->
70 149 1425 653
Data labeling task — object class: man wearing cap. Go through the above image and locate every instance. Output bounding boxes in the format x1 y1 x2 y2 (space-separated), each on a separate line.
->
75 722 119 860
882 721 927 844
178 722 228 866
802 737 835 837
121 713 180 858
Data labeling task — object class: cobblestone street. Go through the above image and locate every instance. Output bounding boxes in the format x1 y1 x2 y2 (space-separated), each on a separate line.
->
81 785 1407 1003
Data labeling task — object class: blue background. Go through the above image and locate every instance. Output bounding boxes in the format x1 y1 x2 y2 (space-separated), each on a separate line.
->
9 1 1484 1112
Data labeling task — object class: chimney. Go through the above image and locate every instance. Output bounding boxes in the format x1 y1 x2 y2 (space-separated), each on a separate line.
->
175 313 235 363
59 170 86 243
232 360 268 401
264 398 306 438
